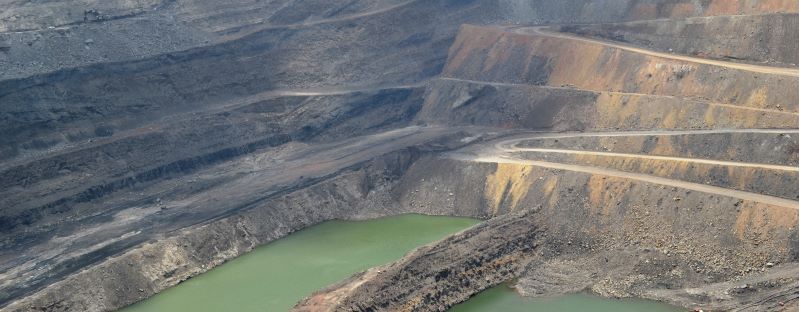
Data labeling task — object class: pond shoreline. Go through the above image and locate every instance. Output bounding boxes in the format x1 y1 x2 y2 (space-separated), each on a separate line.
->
450 283 681 312
122 214 480 312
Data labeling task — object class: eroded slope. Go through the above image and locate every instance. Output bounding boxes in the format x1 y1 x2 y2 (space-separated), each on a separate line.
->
4 0 799 311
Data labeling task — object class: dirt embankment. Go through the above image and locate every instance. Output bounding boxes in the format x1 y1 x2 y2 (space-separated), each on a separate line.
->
516 132 799 167
442 25 799 113
560 14 799 67
501 0 799 25
418 78 799 131
516 149 799 200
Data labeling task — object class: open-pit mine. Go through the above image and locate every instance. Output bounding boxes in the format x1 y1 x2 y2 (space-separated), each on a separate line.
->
2 0 799 311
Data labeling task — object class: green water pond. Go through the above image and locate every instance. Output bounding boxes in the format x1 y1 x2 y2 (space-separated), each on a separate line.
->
122 214 480 312
123 214 683 312
450 283 682 312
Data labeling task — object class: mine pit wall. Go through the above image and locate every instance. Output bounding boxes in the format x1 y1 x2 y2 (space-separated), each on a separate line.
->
516 150 799 200
0 87 425 256
418 79 799 131
0 0 405 33
0 86 427 307
404 156 799 275
3 149 494 312
443 25 799 114
416 79 600 131
518 132 799 167
501 0 799 25
560 13 799 67
296 156 799 311
0 0 164 33
9 145 799 312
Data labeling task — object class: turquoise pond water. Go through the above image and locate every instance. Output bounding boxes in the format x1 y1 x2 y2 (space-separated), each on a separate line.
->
121 214 480 312
450 283 682 312
122 214 682 311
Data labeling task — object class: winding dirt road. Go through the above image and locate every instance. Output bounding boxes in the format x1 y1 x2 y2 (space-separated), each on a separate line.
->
467 154 799 210
493 129 799 152
438 77 799 117
509 148 799 172
510 26 799 78
452 129 799 210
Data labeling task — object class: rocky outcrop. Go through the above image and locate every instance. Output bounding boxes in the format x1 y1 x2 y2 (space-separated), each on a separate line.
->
296 209 541 312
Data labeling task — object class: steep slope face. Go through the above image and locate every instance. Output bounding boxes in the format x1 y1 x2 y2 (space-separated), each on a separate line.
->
443 25 799 112
561 13 799 67
0 0 507 308
0 0 163 32
0 86 431 308
0 0 504 163
418 78 799 131
516 132 799 166
0 0 499 81
6 0 797 81
0 0 411 33
295 5 799 311
500 0 799 24
4 0 799 311
0 88 425 241
296 154 799 311
3 143 500 312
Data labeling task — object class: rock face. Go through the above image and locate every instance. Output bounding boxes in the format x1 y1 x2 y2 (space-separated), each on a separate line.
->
443 25 799 112
296 209 542 312
499 0 799 24
298 3 799 311
418 78 799 130
560 14 799 67
4 148 494 312
4 0 799 311
294 153 799 311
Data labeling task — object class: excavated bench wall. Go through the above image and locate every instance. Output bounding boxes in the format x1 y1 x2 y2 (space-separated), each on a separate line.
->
10 145 799 312
402 156 799 271
510 132 799 200
442 25 799 114
0 88 424 260
3 149 492 312
501 0 799 24
517 150 799 200
418 78 799 130
295 155 799 311
561 13 799 67
518 133 799 166
0 86 431 309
